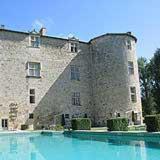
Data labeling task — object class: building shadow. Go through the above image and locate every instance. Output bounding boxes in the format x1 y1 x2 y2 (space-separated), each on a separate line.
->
24 41 93 129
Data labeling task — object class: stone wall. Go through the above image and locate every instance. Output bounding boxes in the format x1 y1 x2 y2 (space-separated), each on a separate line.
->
0 30 92 130
0 29 142 129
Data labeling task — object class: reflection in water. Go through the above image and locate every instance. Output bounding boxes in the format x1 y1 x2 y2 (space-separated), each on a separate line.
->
64 133 160 149
0 134 43 160
140 141 147 160
63 133 160 160
10 137 17 154
0 133 159 160
31 152 36 160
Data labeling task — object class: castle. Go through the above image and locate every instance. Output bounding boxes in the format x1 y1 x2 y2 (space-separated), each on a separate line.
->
0 26 142 130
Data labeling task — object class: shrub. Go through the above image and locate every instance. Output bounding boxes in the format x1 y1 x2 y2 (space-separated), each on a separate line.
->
54 125 64 131
21 124 28 130
55 114 65 126
107 118 128 131
144 114 160 132
55 114 62 125
71 118 91 130
35 124 44 130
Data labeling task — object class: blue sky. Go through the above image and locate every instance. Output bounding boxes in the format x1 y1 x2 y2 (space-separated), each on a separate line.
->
0 0 160 59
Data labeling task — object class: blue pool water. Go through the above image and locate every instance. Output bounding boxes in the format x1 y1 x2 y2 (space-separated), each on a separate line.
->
0 132 160 160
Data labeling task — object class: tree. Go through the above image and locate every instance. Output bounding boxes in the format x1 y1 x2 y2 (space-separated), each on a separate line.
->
138 57 155 115
150 49 160 113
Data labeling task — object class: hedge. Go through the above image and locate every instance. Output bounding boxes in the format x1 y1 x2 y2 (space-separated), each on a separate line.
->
54 125 64 131
107 118 128 131
21 124 28 130
71 118 91 130
144 114 160 132
55 114 65 126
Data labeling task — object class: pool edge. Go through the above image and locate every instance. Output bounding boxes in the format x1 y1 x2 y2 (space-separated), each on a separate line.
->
63 130 160 138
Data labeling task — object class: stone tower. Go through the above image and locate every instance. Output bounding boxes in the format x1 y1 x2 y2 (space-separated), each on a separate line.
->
90 33 142 126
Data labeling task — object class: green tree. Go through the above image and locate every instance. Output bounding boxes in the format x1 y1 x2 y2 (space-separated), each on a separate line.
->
150 49 160 113
138 57 155 115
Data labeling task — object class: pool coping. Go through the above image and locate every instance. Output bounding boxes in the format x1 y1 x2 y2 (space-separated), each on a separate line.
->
0 130 63 135
64 130 160 138
0 130 160 138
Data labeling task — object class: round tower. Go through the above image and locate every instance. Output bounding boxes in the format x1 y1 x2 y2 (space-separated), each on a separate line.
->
90 33 142 126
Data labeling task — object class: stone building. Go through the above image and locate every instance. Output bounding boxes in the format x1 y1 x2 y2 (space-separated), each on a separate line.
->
0 27 142 130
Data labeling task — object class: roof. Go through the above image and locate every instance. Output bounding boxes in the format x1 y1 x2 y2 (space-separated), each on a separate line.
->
0 28 137 43
29 29 39 35
0 28 88 44
89 33 137 43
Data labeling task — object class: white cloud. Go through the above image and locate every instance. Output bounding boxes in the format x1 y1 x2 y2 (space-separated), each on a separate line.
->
56 33 75 39
32 17 54 31
32 19 44 29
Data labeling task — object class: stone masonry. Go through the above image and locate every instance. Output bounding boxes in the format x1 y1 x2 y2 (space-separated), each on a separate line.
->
0 27 142 130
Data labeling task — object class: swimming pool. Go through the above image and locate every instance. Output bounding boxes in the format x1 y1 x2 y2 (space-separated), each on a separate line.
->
0 131 160 160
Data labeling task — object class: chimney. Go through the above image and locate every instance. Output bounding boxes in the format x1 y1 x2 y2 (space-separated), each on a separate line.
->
127 31 132 35
0 25 5 29
39 27 46 36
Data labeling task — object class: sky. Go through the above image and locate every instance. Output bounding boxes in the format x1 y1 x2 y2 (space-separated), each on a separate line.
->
0 0 160 59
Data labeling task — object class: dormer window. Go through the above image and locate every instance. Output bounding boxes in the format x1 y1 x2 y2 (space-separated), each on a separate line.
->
70 42 78 53
30 35 40 48
68 36 79 53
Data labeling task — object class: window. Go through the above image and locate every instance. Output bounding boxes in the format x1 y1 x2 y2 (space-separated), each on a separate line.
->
132 111 138 123
29 113 34 119
128 61 134 74
30 35 40 48
116 113 120 117
27 62 41 77
72 115 75 118
126 40 132 50
72 92 81 106
2 119 8 128
65 114 69 119
70 65 80 80
10 138 17 153
130 87 137 102
84 113 88 118
30 89 35 104
70 42 78 52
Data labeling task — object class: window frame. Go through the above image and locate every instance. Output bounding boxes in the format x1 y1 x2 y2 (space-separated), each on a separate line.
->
1 119 8 128
130 87 137 103
29 113 34 119
29 35 41 48
27 62 41 77
29 89 35 104
70 42 78 53
65 114 70 119
128 61 134 75
70 65 80 81
72 92 81 106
